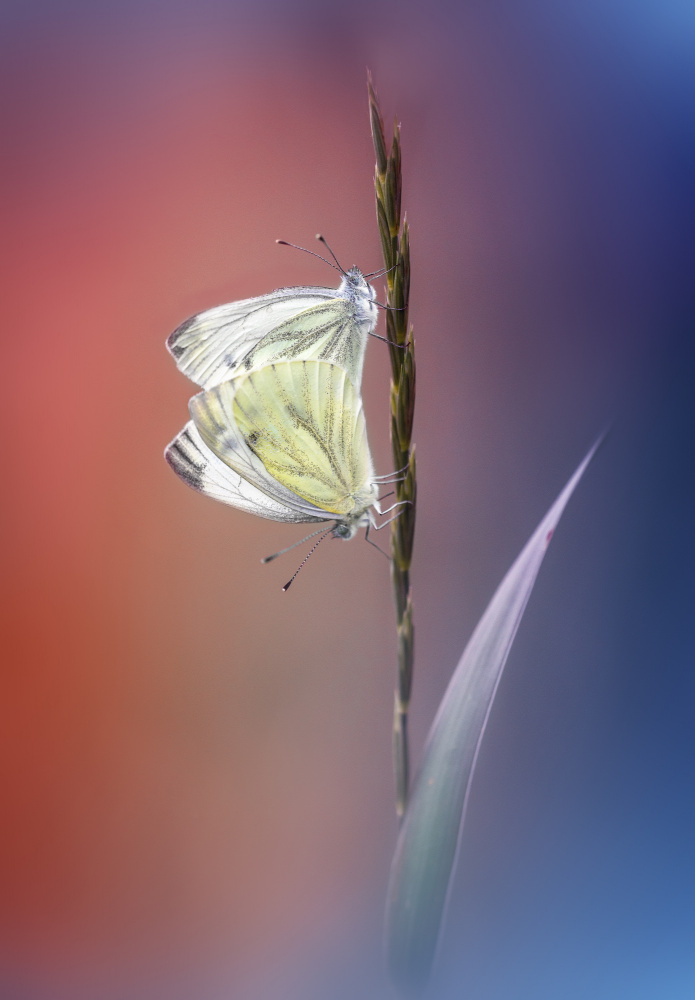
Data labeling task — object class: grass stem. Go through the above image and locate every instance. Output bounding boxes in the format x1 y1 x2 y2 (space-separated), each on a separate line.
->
368 74 416 819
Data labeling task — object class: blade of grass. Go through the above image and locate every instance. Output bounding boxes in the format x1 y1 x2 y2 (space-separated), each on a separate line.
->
385 440 601 996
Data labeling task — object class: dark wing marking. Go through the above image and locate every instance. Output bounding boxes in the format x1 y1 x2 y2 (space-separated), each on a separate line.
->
165 422 325 523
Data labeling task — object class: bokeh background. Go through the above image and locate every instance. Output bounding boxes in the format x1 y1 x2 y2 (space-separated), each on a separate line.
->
1 1 694 997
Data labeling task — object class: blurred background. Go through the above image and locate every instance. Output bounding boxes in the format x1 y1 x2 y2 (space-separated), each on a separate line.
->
1 1 694 997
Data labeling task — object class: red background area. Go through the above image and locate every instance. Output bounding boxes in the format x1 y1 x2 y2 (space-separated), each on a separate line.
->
1 4 694 999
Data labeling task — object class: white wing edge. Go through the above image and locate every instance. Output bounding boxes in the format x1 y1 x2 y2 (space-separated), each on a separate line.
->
164 421 325 524
167 285 341 389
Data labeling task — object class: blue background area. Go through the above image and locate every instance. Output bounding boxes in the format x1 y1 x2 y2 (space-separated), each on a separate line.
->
1 1 693 997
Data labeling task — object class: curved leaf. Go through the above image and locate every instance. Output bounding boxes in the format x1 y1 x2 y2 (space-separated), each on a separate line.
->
385 441 600 996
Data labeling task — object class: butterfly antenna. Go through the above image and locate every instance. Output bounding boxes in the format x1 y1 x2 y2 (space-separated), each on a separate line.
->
275 240 341 274
315 234 347 275
282 527 333 591
261 527 327 564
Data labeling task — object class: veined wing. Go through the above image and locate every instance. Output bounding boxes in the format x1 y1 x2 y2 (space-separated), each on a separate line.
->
189 377 331 520
167 286 339 390
238 298 369 389
165 422 323 523
230 360 376 516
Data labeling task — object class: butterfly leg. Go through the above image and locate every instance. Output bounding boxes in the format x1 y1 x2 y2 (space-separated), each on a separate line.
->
364 520 392 561
377 499 412 515
372 461 410 482
372 505 409 530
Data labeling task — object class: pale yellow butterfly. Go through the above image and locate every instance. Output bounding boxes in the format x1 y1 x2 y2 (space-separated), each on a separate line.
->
166 360 402 585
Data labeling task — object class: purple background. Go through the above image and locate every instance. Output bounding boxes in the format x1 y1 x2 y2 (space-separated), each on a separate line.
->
1 1 694 997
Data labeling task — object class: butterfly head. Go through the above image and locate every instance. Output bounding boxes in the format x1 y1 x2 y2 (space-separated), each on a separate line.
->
344 265 372 293
331 519 363 542
338 267 378 327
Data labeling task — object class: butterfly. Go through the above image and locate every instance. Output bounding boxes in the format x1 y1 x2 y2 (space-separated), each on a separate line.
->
166 239 384 391
165 359 401 586
165 239 404 583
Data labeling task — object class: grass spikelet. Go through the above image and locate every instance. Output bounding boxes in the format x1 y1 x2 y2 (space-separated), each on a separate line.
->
368 73 416 819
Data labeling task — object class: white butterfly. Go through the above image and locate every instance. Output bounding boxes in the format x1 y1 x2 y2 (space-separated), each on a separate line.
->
167 242 381 391
165 359 402 583
165 241 403 581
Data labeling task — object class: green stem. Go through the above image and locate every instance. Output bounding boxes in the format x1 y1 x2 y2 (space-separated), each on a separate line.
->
368 75 416 819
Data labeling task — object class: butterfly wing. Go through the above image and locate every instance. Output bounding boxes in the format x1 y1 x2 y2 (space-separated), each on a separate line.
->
168 286 339 389
229 360 376 516
165 422 323 523
238 298 369 389
189 378 332 520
